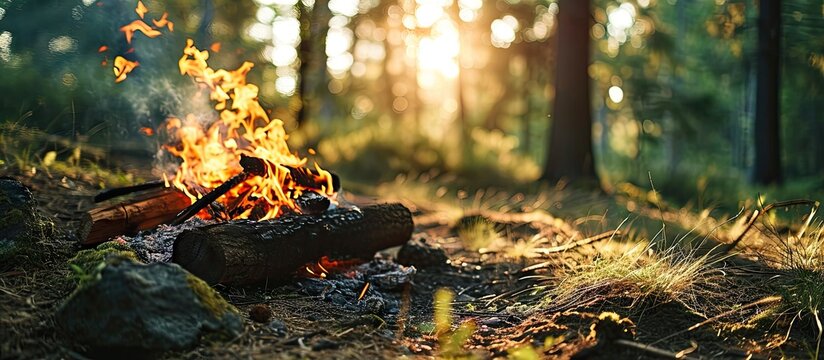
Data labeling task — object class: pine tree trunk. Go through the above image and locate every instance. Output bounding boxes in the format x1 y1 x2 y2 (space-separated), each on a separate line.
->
542 0 599 185
752 0 782 185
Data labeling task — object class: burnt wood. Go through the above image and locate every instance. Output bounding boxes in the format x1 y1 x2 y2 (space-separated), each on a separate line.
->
172 203 413 286
79 188 191 246
93 180 165 203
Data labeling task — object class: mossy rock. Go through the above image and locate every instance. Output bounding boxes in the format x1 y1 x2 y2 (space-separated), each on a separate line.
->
56 256 242 357
0 177 55 267
67 241 139 282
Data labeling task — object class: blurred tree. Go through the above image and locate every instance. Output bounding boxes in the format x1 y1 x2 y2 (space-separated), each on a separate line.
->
296 0 330 128
753 0 782 185
542 0 599 185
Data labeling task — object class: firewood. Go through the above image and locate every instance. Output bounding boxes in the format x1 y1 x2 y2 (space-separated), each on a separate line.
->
79 188 191 246
172 203 413 286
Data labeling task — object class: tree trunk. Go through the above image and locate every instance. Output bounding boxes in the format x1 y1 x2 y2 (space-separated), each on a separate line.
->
172 203 413 286
296 0 330 129
542 0 599 185
752 0 782 185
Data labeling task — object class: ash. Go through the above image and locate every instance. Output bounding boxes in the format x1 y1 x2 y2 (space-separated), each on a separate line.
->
114 218 213 263
298 260 416 316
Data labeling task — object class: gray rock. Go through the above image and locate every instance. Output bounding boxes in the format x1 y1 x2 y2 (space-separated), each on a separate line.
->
56 257 242 356
0 177 53 264
397 234 449 269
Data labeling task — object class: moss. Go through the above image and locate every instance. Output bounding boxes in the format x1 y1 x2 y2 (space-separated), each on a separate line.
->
68 241 139 278
0 208 55 267
185 273 239 319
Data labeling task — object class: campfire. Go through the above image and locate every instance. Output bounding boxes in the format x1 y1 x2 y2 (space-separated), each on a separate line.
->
80 1 414 286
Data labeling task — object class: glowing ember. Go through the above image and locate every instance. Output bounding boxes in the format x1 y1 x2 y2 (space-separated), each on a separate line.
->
163 39 335 220
113 56 139 83
152 12 174 32
119 19 162 44
134 0 148 18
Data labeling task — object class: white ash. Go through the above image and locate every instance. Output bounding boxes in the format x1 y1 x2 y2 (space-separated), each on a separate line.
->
115 218 214 263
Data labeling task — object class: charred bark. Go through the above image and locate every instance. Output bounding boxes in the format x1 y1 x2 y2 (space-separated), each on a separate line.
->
172 203 413 286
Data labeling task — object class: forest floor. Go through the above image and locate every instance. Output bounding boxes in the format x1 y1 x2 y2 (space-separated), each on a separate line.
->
1 159 823 359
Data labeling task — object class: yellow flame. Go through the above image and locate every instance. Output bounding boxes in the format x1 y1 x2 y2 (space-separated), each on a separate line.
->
164 39 334 220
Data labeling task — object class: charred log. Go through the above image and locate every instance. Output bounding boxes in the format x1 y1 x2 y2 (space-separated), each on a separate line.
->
172 203 413 286
79 188 191 246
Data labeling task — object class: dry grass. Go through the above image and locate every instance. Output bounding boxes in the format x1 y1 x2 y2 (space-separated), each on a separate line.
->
545 239 727 313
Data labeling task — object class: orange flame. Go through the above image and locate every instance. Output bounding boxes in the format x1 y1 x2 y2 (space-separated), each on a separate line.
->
152 12 174 32
163 39 335 220
113 56 139 83
139 127 154 136
119 19 161 44
135 0 148 19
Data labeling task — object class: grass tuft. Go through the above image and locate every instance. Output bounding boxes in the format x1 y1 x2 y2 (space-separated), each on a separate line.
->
457 216 501 251
546 240 724 312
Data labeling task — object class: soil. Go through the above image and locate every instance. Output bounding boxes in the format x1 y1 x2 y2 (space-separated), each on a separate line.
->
0 165 817 359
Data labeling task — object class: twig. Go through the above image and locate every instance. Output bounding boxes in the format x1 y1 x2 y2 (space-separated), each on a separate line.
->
650 296 782 347
614 339 701 359
533 230 621 254
93 180 164 202
720 199 818 255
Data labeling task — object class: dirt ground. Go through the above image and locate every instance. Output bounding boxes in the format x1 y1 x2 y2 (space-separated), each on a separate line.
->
1 165 820 359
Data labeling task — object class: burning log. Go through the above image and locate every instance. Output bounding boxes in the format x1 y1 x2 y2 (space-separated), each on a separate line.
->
172 203 413 286
79 188 190 246
170 154 268 226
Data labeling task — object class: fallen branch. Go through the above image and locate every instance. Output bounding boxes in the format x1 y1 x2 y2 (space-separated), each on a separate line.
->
172 203 413 286
533 230 621 255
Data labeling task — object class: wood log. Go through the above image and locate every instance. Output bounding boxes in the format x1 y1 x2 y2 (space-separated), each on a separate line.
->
79 188 191 246
172 203 413 286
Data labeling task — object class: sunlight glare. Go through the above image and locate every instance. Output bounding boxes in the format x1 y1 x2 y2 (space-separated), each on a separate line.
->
491 16 518 48
48 36 77 54
275 76 297 96
256 6 276 23
0 31 11 62
247 22 272 41
273 16 301 47
418 20 459 79
329 0 359 17
416 3 444 28
608 85 624 103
